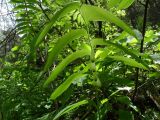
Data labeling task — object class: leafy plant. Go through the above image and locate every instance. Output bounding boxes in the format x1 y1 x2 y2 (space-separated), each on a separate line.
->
1 0 160 119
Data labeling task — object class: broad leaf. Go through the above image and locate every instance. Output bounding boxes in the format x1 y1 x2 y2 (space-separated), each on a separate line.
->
44 29 88 71
53 100 88 120
50 73 86 100
80 5 137 38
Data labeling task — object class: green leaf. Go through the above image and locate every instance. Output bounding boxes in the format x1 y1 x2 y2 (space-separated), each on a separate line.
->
36 113 49 120
108 56 148 70
80 5 137 38
35 2 80 47
108 0 121 8
53 100 88 120
11 46 19 52
10 0 37 3
92 38 149 69
44 47 91 87
91 38 107 47
118 0 135 10
101 98 108 104
44 29 88 71
106 41 149 69
50 73 86 100
13 5 40 11
16 22 29 28
118 110 133 120
117 96 131 105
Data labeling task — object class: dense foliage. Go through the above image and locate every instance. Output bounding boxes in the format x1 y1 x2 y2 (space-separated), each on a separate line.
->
0 0 160 120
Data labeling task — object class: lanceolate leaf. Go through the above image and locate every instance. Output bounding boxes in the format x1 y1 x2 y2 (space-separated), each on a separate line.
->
50 63 93 100
92 38 149 69
108 56 148 70
53 100 88 120
44 29 88 71
80 5 137 38
106 41 149 69
35 2 80 47
91 38 107 47
108 0 121 8
44 47 91 87
118 0 135 10
50 73 86 100
13 5 40 11
10 0 37 3
16 22 29 28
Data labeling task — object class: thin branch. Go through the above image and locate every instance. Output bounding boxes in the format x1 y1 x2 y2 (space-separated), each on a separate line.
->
140 0 150 53
132 0 150 101
38 0 50 21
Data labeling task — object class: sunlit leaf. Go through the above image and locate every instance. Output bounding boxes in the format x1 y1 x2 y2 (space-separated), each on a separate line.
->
92 38 149 69
108 0 121 8
11 46 19 52
101 98 108 104
108 56 148 70
118 0 135 10
80 5 137 38
44 47 91 87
